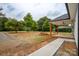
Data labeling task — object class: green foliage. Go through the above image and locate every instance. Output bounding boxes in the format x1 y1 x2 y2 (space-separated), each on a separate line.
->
52 24 56 32
17 20 26 31
5 18 18 31
0 10 55 32
42 20 50 31
23 13 37 31
37 16 49 31
0 12 58 32
0 8 5 17
0 17 8 31
24 13 32 22
31 20 37 31
24 13 33 31
58 28 72 32
0 8 8 31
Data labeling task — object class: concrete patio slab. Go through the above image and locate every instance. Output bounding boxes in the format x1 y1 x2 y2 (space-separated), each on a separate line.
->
29 38 65 56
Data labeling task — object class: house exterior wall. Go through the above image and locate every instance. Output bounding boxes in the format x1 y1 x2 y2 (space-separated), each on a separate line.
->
74 8 78 48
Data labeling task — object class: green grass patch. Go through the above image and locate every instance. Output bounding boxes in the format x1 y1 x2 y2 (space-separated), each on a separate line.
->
33 36 45 43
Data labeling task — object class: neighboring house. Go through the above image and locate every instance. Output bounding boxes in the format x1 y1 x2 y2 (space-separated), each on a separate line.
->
52 14 73 26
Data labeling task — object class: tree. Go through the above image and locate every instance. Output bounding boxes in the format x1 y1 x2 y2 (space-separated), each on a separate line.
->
37 16 49 31
24 13 34 31
42 20 50 31
52 24 56 32
31 20 37 31
0 7 8 31
0 17 8 31
17 20 26 31
0 7 5 17
5 18 18 32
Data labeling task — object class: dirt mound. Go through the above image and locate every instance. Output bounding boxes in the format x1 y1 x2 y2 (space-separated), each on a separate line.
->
0 32 16 40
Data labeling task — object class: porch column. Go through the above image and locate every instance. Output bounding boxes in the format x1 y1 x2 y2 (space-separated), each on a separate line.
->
50 20 52 37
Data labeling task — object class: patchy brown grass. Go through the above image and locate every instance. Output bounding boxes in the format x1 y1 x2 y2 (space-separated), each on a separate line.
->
0 31 75 56
0 31 57 56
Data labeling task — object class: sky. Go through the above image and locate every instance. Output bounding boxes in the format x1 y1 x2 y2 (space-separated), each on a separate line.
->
0 3 68 21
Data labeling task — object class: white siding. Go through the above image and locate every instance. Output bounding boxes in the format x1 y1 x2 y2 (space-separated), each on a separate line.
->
74 8 78 48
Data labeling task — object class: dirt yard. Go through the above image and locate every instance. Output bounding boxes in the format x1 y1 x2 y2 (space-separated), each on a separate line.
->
55 41 78 56
0 31 75 56
0 31 57 56
57 32 74 39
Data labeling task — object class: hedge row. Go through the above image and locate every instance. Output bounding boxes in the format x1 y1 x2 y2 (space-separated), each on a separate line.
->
57 28 72 32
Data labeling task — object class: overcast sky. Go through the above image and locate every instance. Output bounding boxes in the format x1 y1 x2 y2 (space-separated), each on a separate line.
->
0 3 67 21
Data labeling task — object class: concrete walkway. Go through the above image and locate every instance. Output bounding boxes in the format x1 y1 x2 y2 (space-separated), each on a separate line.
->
29 38 75 56
29 38 65 56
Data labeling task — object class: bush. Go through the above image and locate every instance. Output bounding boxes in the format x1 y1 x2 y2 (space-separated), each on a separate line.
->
42 20 50 31
58 28 72 32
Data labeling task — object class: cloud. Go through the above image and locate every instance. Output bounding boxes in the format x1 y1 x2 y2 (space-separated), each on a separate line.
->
0 3 68 21
16 11 25 20
47 11 60 17
7 5 15 12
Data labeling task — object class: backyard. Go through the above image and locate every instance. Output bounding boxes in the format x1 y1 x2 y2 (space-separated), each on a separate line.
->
0 31 75 56
0 3 77 56
0 31 56 55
